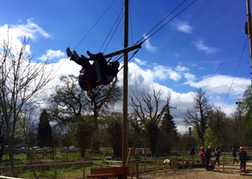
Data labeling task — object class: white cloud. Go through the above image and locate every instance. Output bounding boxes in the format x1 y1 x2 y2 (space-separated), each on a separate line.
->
172 20 192 34
134 57 147 66
153 65 181 81
184 74 250 95
143 35 157 52
0 19 51 55
192 40 218 54
175 65 189 72
184 72 196 81
10 19 51 40
39 49 65 61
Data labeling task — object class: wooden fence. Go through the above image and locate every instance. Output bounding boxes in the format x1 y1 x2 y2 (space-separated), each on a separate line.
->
0 156 251 178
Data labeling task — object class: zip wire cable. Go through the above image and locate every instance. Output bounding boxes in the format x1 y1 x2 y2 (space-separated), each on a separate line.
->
52 0 197 80
225 73 250 106
74 0 117 50
116 0 196 66
203 35 244 89
101 8 124 53
137 0 197 44
221 38 248 109
51 0 117 78
136 0 187 44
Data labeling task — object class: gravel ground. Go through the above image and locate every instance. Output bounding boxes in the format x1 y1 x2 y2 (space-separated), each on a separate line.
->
137 164 251 179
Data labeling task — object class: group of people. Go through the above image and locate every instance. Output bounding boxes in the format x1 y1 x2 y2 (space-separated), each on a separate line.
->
191 145 247 171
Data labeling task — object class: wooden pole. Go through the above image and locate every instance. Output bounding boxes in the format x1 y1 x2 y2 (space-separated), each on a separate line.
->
122 0 129 168
246 0 252 127
100 153 106 168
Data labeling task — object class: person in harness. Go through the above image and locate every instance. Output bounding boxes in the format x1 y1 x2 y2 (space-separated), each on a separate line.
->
67 47 120 91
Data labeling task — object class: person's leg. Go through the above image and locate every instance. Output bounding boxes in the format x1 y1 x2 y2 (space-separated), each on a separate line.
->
206 159 209 170
72 51 90 70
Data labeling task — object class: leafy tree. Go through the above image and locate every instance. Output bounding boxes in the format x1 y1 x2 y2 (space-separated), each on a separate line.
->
230 86 252 146
206 108 227 147
238 86 251 116
48 75 122 152
106 112 122 158
37 110 52 147
128 113 143 152
184 88 212 144
87 81 122 151
0 34 54 176
204 128 217 148
143 119 160 156
74 115 95 158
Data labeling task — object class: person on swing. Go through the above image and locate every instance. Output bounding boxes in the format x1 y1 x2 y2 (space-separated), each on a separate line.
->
67 47 120 91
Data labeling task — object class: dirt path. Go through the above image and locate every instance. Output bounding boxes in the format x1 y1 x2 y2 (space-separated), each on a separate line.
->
137 165 250 179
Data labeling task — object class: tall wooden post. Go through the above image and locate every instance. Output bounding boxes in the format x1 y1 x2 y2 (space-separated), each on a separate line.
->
122 0 129 168
246 0 252 124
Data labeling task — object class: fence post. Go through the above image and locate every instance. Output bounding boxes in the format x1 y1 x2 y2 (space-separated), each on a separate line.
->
54 144 56 160
153 159 155 176
144 159 146 172
136 162 139 179
223 157 225 171
182 157 184 170
83 162 86 179
54 164 57 179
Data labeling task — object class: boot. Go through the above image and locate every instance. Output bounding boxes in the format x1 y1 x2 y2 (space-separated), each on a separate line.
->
73 51 80 61
66 47 72 57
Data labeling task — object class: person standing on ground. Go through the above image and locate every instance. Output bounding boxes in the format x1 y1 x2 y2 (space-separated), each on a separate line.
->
204 145 212 171
239 146 247 170
199 147 205 164
190 146 195 164
232 147 238 164
215 147 221 167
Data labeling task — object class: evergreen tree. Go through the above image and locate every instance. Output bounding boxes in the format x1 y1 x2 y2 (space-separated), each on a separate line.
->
37 110 52 147
158 107 177 155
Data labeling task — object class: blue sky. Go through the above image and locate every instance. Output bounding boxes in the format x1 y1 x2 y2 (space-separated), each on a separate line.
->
0 0 251 133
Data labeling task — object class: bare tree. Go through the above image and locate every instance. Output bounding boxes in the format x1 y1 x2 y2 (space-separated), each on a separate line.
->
130 89 171 155
130 89 170 126
0 35 54 176
184 88 212 144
